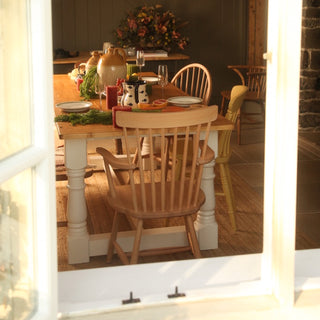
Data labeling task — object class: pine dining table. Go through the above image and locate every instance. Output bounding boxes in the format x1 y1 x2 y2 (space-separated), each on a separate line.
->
54 73 233 264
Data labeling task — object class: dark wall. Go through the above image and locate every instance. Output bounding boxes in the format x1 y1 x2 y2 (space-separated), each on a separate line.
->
52 0 248 105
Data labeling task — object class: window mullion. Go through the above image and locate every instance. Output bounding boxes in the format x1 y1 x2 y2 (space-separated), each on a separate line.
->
0 147 47 185
262 0 302 307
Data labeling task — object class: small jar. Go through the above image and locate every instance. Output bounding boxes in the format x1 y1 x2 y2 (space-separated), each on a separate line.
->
86 51 101 73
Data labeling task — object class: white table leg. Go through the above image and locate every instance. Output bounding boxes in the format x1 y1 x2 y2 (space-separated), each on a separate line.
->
194 131 219 250
65 139 90 264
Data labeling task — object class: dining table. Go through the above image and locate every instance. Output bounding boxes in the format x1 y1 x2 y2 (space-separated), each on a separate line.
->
54 72 234 264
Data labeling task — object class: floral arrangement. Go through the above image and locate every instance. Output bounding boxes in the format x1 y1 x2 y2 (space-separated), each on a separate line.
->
114 4 189 51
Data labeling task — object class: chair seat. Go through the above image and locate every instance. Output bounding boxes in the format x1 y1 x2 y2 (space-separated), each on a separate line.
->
220 90 261 106
107 180 206 219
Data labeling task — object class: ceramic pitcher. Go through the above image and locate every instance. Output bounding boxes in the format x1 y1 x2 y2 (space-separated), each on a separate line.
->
97 47 127 87
122 80 149 107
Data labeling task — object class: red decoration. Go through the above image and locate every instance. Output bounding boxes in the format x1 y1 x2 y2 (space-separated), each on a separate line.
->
112 106 132 128
106 86 119 110
77 78 84 91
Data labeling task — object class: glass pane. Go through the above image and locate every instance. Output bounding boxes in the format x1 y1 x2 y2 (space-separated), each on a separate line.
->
0 0 32 160
0 169 36 319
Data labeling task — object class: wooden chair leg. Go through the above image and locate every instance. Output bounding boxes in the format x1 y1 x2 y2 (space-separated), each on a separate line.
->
260 101 265 124
185 216 201 258
220 96 228 115
130 219 143 264
219 163 237 231
113 241 130 265
115 138 123 155
224 164 236 210
236 109 241 145
107 211 120 263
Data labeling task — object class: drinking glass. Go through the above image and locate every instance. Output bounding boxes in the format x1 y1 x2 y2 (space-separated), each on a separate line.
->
136 50 145 78
158 65 168 99
94 73 104 111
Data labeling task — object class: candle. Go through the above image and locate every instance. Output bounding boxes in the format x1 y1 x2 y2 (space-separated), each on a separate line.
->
106 85 118 110
112 106 132 128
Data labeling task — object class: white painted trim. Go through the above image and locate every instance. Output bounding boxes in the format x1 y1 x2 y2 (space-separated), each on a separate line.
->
5 0 58 319
58 250 320 318
58 254 264 317
0 147 47 184
56 0 320 318
58 290 320 320
262 0 302 307
30 0 58 316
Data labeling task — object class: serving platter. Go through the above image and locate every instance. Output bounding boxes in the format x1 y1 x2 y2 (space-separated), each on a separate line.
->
167 96 203 107
56 101 92 113
141 76 159 84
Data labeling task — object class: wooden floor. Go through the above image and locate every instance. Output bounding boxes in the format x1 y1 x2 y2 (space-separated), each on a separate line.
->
56 124 320 271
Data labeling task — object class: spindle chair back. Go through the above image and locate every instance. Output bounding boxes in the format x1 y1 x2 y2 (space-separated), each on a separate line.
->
97 106 218 264
171 63 212 105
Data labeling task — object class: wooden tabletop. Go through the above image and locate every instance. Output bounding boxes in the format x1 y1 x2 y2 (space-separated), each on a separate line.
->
53 51 189 65
54 74 233 140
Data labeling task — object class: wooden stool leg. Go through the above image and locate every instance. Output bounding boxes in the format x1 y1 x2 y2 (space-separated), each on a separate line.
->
185 216 201 258
130 219 143 264
107 211 120 263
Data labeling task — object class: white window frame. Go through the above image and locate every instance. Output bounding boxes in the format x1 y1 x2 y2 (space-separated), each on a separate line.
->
0 0 57 319
58 0 320 318
2 0 314 319
29 1 58 318
58 1 320 318
6 0 320 319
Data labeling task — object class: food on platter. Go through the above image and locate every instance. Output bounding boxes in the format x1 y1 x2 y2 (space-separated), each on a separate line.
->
138 102 154 109
138 102 162 110
137 99 168 110
152 99 168 108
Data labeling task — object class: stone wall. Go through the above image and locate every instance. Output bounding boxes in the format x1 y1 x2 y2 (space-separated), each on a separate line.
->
300 0 320 129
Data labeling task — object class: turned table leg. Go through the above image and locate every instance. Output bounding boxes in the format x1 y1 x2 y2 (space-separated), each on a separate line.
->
194 131 219 250
65 139 90 264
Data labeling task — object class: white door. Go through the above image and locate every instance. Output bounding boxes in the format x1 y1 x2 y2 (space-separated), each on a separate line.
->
0 0 57 319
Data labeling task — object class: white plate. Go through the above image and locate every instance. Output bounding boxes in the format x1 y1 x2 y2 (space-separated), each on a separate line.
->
56 101 92 113
167 96 203 107
141 76 159 84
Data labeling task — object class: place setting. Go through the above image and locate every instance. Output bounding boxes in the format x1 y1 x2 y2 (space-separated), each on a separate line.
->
55 101 92 113
55 50 210 129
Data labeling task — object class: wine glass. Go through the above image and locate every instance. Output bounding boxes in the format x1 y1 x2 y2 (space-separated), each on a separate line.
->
136 50 145 79
158 65 168 99
94 73 104 111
